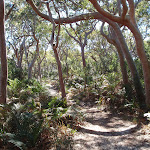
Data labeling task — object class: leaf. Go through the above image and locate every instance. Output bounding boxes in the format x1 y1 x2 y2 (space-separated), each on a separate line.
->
4 133 16 138
8 139 26 150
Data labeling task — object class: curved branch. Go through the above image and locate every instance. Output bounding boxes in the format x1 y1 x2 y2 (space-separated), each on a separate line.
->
65 27 80 44
117 0 122 16
69 24 80 41
127 0 136 25
26 0 126 24
5 4 15 21
26 0 50 21
100 22 114 45
88 0 125 24
84 23 96 46
121 0 128 19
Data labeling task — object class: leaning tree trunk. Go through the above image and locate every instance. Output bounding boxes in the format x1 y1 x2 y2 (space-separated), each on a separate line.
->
114 41 132 99
0 0 7 104
101 24 129 88
127 23 150 108
28 51 39 79
100 15 145 108
110 29 132 98
53 46 66 98
115 44 129 85
113 23 145 109
98 14 145 108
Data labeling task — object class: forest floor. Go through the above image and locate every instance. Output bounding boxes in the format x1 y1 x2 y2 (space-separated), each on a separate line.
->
72 100 150 150
46 83 150 150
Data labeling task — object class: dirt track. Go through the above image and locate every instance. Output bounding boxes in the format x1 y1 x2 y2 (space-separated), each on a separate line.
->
46 84 150 150
73 106 150 150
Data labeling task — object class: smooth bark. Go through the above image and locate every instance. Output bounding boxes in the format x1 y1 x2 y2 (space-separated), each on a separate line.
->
28 41 39 79
46 2 66 98
89 0 149 108
113 23 145 108
53 46 66 98
100 24 129 87
27 0 149 107
0 0 7 104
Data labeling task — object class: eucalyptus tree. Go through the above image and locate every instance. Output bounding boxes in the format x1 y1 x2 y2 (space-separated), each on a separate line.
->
99 17 145 108
88 29 118 75
65 21 96 68
36 50 46 81
27 0 150 107
88 0 150 107
6 1 49 80
100 23 132 98
0 0 7 104
65 21 96 86
56 29 74 79
6 22 33 70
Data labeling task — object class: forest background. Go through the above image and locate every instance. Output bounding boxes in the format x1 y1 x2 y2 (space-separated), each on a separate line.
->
0 0 150 149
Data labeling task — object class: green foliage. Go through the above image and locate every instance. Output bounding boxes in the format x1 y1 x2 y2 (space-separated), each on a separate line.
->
7 78 46 102
7 78 23 98
43 97 68 121
0 102 43 149
65 76 84 88
8 59 25 80
0 133 26 150
0 93 76 149
106 72 121 85
48 97 67 108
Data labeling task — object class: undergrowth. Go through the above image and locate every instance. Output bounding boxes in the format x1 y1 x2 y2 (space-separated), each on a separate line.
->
0 78 84 150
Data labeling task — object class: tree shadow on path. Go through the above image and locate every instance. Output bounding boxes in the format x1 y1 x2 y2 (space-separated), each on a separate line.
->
73 105 150 150
78 123 141 136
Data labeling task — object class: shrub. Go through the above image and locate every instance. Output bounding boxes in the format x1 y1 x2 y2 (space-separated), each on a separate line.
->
7 78 23 98
7 78 47 103
0 101 43 149
8 58 26 80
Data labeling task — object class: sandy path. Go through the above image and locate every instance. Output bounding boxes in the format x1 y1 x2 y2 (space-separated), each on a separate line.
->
45 84 58 97
44 84 150 150
73 106 150 150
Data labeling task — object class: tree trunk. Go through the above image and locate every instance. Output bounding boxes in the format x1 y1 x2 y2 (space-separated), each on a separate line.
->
28 65 32 79
18 41 24 69
115 44 129 85
81 45 86 68
53 47 66 98
127 23 150 108
28 42 39 79
0 0 7 104
81 45 88 88
113 40 132 99
38 62 41 81
113 23 145 108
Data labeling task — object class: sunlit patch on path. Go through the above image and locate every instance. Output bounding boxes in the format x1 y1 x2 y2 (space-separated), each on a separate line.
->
45 84 58 97
73 107 150 150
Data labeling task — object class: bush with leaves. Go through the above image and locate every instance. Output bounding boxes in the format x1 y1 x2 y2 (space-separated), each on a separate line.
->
0 101 43 149
0 96 80 149
8 58 26 80
7 78 47 103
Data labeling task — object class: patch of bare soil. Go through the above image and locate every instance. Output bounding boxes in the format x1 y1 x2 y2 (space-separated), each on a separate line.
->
73 105 150 150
